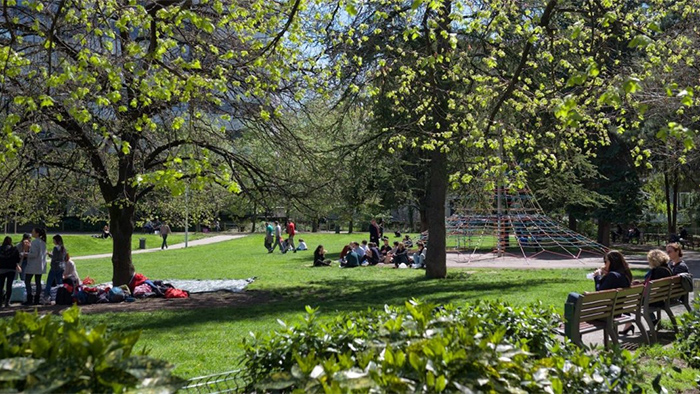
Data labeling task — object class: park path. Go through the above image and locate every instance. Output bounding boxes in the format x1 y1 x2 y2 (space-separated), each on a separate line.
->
72 234 246 260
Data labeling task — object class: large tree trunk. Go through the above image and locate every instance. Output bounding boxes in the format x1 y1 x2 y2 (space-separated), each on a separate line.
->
311 218 319 232
425 149 447 279
424 0 451 279
348 219 353 234
110 204 136 286
597 219 611 247
568 214 577 232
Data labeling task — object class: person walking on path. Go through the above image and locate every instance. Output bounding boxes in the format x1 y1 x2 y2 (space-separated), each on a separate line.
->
270 221 283 253
160 222 172 250
286 219 297 253
0 236 20 307
24 228 47 305
369 219 380 245
43 234 67 302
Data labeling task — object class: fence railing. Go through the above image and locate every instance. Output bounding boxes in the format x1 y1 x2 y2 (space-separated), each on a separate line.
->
179 369 246 394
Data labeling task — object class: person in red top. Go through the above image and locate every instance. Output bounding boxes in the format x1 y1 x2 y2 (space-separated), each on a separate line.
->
286 219 297 253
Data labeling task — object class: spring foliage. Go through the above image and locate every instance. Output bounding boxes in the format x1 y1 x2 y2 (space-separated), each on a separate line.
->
241 300 643 393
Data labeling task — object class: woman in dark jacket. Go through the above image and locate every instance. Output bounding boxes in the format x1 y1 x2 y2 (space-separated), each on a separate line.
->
313 245 331 267
393 243 409 268
0 236 21 307
593 250 632 291
666 242 689 275
367 242 381 266
644 249 673 283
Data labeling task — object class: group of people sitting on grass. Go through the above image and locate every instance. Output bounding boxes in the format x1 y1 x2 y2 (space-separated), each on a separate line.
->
313 235 427 269
588 242 689 336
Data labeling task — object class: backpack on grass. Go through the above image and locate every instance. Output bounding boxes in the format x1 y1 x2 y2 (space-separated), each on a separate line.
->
108 287 125 303
56 286 74 305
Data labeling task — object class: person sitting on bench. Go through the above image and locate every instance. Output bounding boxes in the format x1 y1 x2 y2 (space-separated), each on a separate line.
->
627 226 640 244
592 250 632 291
666 242 689 275
620 249 673 335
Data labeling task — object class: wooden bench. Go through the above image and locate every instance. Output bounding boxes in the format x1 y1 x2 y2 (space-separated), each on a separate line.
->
560 275 692 346
610 285 649 345
643 275 692 342
558 289 620 348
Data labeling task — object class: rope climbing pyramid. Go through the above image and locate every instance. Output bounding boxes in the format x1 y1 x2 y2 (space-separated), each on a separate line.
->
446 184 607 262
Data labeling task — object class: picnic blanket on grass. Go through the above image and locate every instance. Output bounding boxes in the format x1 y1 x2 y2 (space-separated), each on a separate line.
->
163 278 255 294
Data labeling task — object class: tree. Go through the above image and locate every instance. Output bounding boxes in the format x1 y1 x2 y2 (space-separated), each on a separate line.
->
321 0 672 278
0 0 308 285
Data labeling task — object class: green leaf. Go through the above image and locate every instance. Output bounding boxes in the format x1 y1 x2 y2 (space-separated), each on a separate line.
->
628 34 652 48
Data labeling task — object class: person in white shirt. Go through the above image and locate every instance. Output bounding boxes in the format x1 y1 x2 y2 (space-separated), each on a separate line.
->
412 241 427 268
270 221 284 253
359 240 369 254
296 239 308 251
62 254 80 288
352 242 366 263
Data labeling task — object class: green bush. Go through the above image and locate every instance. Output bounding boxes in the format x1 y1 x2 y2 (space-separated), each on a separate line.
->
0 306 184 393
676 297 700 368
240 300 643 393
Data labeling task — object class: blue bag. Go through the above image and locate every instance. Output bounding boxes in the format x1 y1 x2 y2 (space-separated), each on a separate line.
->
108 287 125 303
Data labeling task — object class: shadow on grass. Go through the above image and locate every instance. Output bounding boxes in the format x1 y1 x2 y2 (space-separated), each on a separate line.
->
109 273 581 332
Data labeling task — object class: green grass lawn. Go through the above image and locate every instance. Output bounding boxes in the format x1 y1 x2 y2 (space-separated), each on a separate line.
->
3 233 209 257
43 233 700 390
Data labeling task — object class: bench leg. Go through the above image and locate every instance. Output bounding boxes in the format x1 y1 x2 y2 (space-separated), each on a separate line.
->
644 311 657 343
665 306 679 333
682 295 692 312
636 314 650 345
603 331 609 349
607 321 619 348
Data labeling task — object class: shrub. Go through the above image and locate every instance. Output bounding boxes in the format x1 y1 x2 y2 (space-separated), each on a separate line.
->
240 300 643 393
0 306 184 393
676 297 700 368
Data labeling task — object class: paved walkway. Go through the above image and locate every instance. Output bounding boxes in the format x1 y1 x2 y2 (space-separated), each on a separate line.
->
447 247 700 276
72 234 245 260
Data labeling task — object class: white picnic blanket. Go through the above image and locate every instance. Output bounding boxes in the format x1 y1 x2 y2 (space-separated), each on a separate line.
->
162 278 255 294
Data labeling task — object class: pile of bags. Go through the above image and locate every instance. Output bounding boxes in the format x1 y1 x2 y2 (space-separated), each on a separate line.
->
128 273 190 299
54 273 189 306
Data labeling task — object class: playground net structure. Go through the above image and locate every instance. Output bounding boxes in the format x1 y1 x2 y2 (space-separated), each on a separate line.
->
447 185 607 262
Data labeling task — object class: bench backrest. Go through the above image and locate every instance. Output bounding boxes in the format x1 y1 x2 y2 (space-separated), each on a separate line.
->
667 276 688 299
576 289 617 322
644 276 675 305
612 285 645 316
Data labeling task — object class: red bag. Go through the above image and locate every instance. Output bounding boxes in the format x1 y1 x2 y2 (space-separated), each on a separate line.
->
128 273 148 293
164 288 189 299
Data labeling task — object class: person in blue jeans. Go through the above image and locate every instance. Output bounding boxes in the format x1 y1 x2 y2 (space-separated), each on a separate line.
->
43 234 67 302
